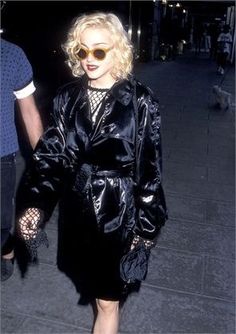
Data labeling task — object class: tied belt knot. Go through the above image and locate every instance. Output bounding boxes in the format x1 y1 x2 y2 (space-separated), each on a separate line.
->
73 163 134 193
91 165 133 178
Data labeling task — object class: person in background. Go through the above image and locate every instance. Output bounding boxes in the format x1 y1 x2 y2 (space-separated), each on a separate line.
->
208 22 220 60
193 21 204 55
203 23 211 52
1 38 43 281
16 12 167 334
216 24 232 75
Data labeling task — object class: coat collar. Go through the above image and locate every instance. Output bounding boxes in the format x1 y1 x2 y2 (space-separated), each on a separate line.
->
110 78 134 106
77 75 135 106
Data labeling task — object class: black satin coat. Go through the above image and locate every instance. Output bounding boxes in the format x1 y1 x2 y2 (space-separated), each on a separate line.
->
19 76 168 301
21 76 167 242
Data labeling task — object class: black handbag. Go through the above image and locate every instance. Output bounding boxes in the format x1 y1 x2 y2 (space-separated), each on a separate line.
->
120 241 151 283
119 80 151 284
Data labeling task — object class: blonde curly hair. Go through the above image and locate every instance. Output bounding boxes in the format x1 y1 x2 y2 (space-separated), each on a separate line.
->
63 12 133 80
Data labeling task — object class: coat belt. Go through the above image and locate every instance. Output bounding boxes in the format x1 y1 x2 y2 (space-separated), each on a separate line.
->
91 165 133 178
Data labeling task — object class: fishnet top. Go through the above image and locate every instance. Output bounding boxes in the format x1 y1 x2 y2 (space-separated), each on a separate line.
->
87 86 109 124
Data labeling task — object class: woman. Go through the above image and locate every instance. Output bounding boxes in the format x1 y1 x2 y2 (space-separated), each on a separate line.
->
17 12 167 334
216 24 232 75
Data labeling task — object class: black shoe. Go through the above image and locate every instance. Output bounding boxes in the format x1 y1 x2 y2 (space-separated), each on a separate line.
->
1 258 14 281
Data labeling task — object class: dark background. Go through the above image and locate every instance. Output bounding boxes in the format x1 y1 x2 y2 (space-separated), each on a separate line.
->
1 1 148 95
1 1 155 155
2 1 233 96
1 1 234 122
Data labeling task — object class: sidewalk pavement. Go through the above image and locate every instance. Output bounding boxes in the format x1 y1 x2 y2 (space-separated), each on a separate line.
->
1 52 235 334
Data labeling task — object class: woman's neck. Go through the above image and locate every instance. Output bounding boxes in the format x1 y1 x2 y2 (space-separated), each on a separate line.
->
88 77 117 90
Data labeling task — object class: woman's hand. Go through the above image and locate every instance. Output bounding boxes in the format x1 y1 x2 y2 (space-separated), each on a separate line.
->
18 208 48 261
18 208 42 240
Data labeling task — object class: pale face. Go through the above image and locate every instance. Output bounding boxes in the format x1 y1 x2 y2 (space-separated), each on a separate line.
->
79 27 116 89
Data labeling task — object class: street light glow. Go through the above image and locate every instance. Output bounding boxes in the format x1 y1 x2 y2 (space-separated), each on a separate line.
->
128 28 132 38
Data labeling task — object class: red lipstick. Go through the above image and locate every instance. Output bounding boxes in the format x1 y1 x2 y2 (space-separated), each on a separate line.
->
87 65 98 71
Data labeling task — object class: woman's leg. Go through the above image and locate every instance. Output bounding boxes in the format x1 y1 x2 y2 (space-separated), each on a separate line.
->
93 299 119 334
216 52 222 67
221 52 228 70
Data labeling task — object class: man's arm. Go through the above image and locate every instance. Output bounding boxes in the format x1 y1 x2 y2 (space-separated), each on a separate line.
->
17 94 43 149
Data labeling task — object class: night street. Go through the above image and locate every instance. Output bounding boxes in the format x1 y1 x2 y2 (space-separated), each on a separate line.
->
2 51 235 333
1 1 235 333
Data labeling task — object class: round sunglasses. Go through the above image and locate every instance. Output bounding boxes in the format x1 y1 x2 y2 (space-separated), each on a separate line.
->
76 46 113 61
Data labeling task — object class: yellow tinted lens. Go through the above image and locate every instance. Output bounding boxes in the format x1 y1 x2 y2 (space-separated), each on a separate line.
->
93 49 106 60
77 48 88 60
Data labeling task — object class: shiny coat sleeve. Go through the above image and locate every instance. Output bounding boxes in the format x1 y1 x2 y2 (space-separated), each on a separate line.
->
18 91 79 220
134 85 168 240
